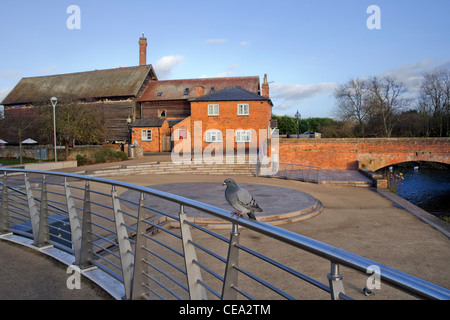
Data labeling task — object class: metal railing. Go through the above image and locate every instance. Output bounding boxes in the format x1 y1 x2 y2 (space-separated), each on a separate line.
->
0 168 449 300
273 163 321 183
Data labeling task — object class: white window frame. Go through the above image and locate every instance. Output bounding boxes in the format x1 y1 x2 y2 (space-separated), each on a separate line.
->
205 130 222 143
208 104 219 116
235 130 251 143
237 104 249 116
142 129 152 141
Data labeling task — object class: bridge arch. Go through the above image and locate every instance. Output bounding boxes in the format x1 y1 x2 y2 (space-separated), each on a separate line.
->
374 160 450 172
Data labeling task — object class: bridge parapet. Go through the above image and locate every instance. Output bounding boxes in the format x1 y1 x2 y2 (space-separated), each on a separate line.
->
279 138 450 171
0 168 449 300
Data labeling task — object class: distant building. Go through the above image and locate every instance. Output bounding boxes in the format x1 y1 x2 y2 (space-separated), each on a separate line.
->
1 35 275 150
132 75 273 152
1 65 157 142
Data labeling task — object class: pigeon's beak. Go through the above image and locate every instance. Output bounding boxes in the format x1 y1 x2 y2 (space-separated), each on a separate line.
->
222 182 226 186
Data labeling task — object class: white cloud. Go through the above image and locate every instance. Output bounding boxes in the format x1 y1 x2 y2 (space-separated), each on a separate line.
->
153 55 184 79
240 41 250 46
35 65 60 76
216 64 239 77
204 38 228 45
201 64 240 78
270 82 338 116
378 59 450 92
271 82 338 101
0 70 21 81
0 87 13 103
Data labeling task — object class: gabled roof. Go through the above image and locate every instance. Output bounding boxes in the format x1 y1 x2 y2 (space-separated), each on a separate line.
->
1 65 157 106
132 118 166 127
132 118 186 128
191 86 272 104
138 76 260 102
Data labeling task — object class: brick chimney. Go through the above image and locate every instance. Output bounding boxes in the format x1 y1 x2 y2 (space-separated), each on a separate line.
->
139 33 147 66
262 74 269 98
196 86 205 97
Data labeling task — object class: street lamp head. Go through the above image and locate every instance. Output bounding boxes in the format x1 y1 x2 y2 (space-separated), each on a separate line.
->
295 110 301 119
50 97 58 106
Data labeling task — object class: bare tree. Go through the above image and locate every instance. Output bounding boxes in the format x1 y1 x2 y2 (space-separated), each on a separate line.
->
3 107 39 163
369 76 409 137
334 78 371 137
37 98 107 159
418 69 450 137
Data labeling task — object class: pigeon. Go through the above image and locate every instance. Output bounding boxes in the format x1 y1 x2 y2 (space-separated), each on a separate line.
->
223 178 263 220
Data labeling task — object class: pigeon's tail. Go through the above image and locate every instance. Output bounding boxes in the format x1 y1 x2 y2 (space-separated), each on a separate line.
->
247 211 257 220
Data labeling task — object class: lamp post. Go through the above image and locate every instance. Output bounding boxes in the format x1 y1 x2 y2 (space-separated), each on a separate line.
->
294 110 301 138
50 97 58 162
127 116 132 144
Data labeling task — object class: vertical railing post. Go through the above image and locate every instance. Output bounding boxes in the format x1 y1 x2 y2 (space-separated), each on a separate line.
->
221 223 240 300
24 173 46 247
36 175 49 246
179 204 207 300
0 172 10 235
111 185 135 300
132 193 147 300
65 178 83 265
328 262 346 300
79 181 93 267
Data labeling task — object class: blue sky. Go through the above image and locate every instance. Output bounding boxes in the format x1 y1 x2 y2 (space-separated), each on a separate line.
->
1 0 449 118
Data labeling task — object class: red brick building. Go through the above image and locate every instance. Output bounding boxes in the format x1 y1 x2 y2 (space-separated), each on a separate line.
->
132 75 273 153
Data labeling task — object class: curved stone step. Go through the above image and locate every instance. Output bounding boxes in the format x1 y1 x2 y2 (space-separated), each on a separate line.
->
119 182 324 230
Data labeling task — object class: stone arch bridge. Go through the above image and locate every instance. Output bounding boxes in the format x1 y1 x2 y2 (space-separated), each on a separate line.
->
278 138 450 171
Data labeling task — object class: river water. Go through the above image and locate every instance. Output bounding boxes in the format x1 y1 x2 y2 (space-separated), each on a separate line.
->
377 166 450 217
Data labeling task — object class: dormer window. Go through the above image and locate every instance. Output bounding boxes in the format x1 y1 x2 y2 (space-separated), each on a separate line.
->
184 88 190 95
157 92 163 97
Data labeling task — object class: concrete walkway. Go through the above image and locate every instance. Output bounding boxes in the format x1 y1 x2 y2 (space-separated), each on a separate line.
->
1 155 449 299
0 239 113 300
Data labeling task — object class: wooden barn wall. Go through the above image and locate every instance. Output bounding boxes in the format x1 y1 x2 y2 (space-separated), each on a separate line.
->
141 100 191 119
94 100 135 142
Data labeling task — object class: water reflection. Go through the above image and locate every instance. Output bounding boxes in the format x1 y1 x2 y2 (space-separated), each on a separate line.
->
377 165 450 217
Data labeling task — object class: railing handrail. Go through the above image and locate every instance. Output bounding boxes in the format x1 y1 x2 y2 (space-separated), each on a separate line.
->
0 168 449 300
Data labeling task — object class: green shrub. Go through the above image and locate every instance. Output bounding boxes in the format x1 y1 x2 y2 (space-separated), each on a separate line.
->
94 149 107 163
93 149 128 164
76 154 89 166
116 151 128 161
